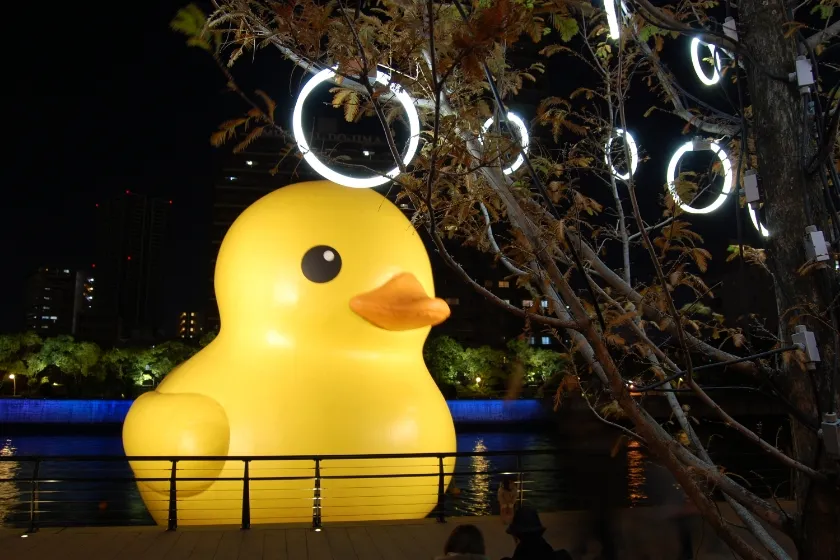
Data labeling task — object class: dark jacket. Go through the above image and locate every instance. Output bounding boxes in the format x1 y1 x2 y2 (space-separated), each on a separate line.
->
505 535 556 560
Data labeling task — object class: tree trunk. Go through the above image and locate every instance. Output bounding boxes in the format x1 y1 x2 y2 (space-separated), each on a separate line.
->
740 1 840 558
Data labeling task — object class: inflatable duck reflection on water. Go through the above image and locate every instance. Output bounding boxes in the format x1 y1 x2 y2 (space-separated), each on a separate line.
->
123 181 457 526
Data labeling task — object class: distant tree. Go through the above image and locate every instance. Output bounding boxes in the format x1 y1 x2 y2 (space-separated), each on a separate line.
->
506 338 569 384
423 335 466 385
0 332 42 393
28 335 102 387
462 346 507 392
198 330 218 348
137 341 199 384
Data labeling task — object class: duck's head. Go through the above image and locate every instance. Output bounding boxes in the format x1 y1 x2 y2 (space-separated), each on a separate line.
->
213 180 450 355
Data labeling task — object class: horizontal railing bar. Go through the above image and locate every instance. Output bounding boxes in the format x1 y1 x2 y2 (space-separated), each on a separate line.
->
0 449 567 462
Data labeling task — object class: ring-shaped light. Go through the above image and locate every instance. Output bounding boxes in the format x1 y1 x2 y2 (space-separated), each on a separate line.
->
748 206 770 237
604 128 639 181
690 38 722 86
480 112 530 175
292 66 420 188
666 141 733 215
605 0 620 40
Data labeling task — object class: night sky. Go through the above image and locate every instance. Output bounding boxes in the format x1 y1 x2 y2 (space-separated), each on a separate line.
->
0 3 762 333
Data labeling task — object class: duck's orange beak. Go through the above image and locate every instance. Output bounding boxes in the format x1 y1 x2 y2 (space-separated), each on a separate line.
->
350 272 451 331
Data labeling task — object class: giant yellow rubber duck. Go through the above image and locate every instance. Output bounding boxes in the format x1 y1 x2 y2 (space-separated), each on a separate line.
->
123 180 456 526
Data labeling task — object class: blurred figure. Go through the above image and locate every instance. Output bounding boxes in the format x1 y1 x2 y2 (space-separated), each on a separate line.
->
436 524 488 560
498 475 517 525
501 506 556 560
668 490 698 559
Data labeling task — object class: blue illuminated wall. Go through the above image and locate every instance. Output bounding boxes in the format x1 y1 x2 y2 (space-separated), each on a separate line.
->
447 399 548 424
0 398 548 426
0 400 132 425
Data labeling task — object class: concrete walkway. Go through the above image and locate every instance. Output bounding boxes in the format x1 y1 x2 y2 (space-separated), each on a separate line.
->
0 509 797 559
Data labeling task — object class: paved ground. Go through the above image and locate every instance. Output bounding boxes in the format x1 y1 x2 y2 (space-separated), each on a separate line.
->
0 508 797 559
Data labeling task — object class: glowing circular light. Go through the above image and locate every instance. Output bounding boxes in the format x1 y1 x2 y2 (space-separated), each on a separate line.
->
480 112 530 175
604 128 639 180
690 38 722 86
605 0 620 40
666 141 733 214
748 206 770 237
292 66 420 188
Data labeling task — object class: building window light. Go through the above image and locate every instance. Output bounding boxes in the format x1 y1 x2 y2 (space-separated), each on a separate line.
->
63 269 70 273
191 312 195 317
44 296 51 301
541 336 551 345
540 300 549 308
503 299 510 304
529 337 535 344
498 281 510 288
522 300 534 307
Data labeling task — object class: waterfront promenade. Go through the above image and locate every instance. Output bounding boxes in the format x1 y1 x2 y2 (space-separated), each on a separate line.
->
0 507 797 559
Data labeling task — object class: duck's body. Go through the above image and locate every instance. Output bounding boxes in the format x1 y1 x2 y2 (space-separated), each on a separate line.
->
124 181 456 525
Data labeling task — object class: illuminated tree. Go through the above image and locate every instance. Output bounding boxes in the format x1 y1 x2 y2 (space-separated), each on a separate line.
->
177 1 840 556
423 335 467 384
0 332 42 393
27 335 101 390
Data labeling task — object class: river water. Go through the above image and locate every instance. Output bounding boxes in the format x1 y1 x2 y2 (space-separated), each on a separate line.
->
0 421 791 527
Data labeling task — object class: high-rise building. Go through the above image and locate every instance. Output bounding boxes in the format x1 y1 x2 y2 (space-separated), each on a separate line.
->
24 267 98 338
24 267 76 336
85 190 172 343
177 311 203 341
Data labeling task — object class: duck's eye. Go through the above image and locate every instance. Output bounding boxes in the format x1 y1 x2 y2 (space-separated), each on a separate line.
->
301 245 342 283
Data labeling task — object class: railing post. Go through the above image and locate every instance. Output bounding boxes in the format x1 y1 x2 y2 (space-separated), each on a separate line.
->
241 460 251 530
312 458 322 530
167 460 178 531
27 460 40 534
436 455 446 523
516 454 524 507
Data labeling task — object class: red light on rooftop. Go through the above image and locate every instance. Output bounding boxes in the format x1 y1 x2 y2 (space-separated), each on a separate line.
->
169 200 173 204
125 190 131 194
95 203 99 208
92 263 96 269
127 256 132 261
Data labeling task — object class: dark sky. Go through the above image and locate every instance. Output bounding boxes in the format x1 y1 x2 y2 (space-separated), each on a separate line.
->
0 3 762 332
0 3 228 331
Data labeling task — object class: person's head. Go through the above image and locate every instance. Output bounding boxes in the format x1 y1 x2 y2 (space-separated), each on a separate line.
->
506 506 546 540
501 475 515 491
444 524 486 555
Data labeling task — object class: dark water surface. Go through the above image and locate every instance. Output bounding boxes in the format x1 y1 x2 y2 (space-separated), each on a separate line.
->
0 421 791 527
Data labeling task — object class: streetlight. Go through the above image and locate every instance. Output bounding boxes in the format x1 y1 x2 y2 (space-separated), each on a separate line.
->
8 374 16 396
475 377 482 385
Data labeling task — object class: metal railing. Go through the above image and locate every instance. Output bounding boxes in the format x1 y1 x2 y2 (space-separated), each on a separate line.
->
0 450 569 532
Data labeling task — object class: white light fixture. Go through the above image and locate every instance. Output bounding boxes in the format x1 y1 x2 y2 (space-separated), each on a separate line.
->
604 128 638 180
479 112 530 175
245 160 254 166
292 65 420 188
605 0 620 40
690 38 722 86
666 141 733 214
748 206 770 237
